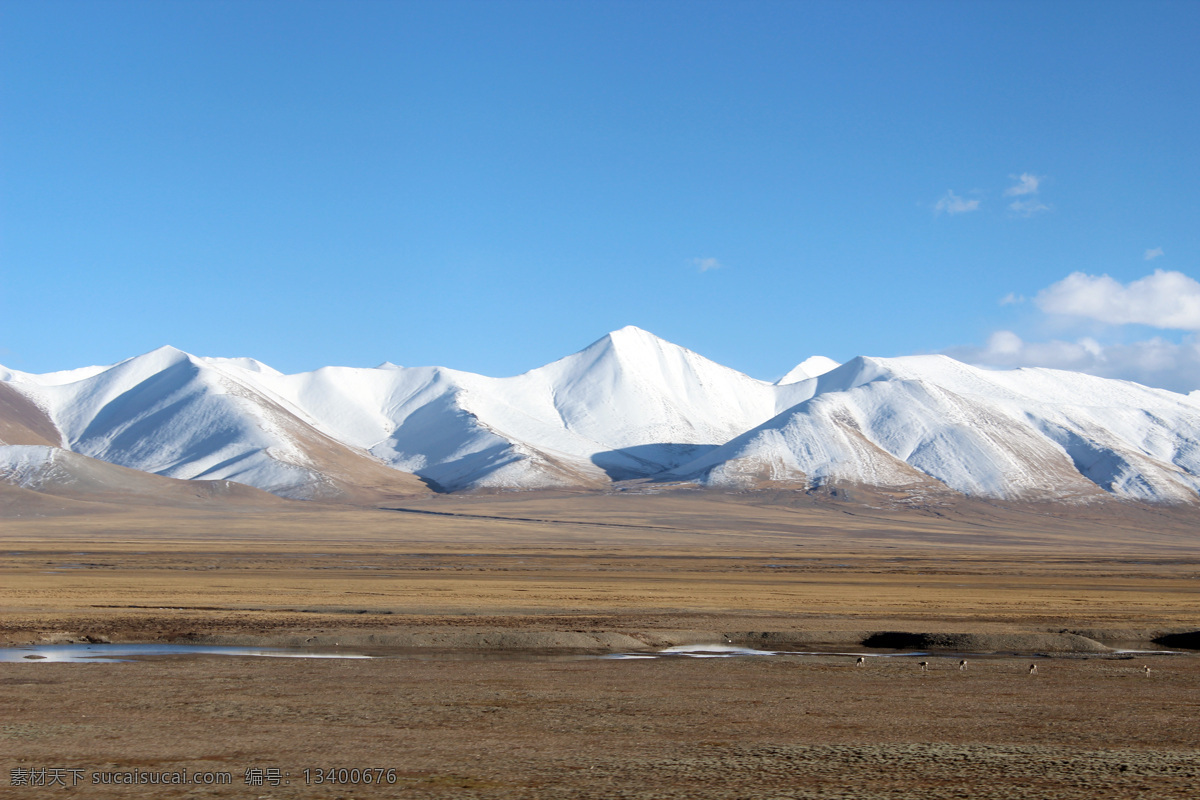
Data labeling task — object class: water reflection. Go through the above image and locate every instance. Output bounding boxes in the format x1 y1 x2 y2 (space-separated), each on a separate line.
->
0 642 1185 664
0 644 373 663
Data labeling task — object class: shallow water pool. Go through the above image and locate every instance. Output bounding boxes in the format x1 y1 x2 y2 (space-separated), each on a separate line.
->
0 644 373 663
0 642 1183 664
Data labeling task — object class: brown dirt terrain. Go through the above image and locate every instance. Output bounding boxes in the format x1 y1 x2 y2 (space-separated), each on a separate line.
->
5 654 1200 799
2 491 1199 798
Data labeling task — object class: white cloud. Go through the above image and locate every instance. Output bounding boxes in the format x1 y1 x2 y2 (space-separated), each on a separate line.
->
1145 247 1165 261
947 331 1200 393
693 257 722 272
934 190 979 216
948 269 1200 392
1004 173 1042 196
999 292 1025 306
1008 198 1050 216
1002 173 1049 215
1035 269 1200 330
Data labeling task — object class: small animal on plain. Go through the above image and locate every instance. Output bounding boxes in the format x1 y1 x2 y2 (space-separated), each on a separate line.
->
1028 663 1038 675
918 661 929 672
856 656 865 667
958 660 968 671
1144 665 1151 675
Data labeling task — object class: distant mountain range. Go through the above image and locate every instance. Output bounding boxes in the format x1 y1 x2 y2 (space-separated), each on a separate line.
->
4 326 1200 508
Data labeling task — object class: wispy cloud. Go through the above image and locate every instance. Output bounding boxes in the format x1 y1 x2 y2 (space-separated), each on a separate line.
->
1145 247 1165 261
934 173 1049 218
947 330 1200 394
949 269 1200 392
934 190 979 216
1004 173 1042 196
999 292 1025 306
693 257 722 272
1035 269 1200 330
1008 198 1050 217
1003 172 1049 216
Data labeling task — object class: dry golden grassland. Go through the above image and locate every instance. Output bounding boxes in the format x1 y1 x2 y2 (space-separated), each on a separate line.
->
2 492 1199 798
3 493 1198 642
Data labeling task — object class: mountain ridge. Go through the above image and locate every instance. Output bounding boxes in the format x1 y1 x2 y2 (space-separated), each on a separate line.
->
4 328 1200 507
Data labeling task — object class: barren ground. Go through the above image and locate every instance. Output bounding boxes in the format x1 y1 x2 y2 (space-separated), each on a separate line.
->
2 492 1199 798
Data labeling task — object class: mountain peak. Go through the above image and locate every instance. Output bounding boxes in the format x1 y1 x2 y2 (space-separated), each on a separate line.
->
133 345 195 367
777 356 840 385
575 327 718 376
146 345 189 358
556 327 683 369
602 325 666 347
7 336 1200 505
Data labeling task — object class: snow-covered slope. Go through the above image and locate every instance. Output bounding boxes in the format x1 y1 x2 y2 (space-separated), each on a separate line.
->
216 326 816 491
4 332 1200 505
1 327 805 496
777 356 840 385
0 444 286 511
0 347 429 501
670 355 1200 503
0 382 62 447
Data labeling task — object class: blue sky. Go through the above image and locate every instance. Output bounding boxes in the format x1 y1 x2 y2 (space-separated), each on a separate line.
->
3 1 1199 389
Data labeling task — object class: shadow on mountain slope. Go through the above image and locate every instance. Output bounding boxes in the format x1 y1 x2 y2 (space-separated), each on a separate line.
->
590 443 719 481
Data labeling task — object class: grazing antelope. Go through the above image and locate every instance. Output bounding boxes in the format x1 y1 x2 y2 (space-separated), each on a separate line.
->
959 660 968 671
1028 663 1038 675
918 661 929 672
1144 665 1151 675
856 656 865 667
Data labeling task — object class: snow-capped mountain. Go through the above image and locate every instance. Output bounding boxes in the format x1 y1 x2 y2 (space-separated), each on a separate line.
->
0 444 285 510
668 355 1200 503
0 346 428 502
181 326 819 491
775 355 840 385
3 327 1200 505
